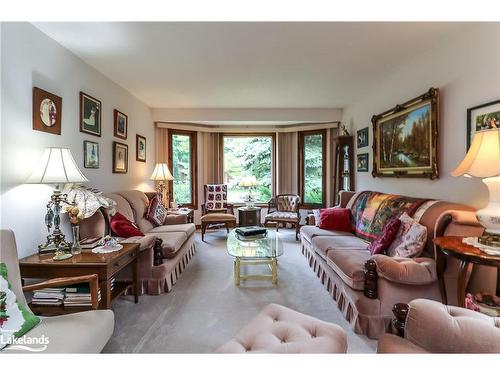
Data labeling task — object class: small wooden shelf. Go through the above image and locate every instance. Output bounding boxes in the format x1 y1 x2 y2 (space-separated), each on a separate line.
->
29 303 91 317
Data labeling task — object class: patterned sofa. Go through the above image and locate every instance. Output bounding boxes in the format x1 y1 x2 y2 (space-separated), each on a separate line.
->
300 190 484 339
79 190 196 295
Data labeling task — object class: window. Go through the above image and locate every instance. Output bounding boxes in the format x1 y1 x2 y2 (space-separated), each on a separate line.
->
222 134 275 204
299 130 326 207
168 130 197 207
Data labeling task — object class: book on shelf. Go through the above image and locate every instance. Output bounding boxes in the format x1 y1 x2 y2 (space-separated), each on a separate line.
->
79 237 102 249
31 298 63 306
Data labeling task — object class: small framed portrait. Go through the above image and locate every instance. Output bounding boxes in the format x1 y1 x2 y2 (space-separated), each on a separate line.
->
357 127 369 148
357 153 369 172
33 87 62 135
114 110 128 139
80 92 101 136
83 141 99 169
467 99 500 150
113 141 128 173
136 134 146 162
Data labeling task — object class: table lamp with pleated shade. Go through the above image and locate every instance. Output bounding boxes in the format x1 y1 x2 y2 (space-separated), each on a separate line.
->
452 128 500 246
26 147 88 256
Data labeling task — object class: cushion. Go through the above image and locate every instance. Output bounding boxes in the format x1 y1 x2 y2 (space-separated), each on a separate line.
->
319 208 352 232
326 249 371 291
147 223 196 237
368 217 401 255
300 225 353 243
110 212 144 238
201 213 236 223
0 262 41 350
265 211 299 221
387 213 427 258
312 235 368 260
147 195 168 226
154 232 188 258
205 184 228 211
215 303 347 353
312 209 321 227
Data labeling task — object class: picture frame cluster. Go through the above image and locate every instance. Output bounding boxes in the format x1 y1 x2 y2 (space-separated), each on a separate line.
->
32 87 147 175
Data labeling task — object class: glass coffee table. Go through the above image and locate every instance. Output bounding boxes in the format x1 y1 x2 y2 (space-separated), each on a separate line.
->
227 229 283 286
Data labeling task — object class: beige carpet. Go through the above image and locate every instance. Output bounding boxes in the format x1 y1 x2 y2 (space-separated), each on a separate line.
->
103 228 376 353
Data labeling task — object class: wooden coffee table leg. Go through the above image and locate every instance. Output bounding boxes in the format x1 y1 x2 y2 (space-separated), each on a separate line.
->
101 280 111 309
457 260 471 308
133 253 140 304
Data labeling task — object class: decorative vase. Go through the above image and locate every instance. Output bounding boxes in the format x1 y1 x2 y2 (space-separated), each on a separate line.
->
71 225 82 255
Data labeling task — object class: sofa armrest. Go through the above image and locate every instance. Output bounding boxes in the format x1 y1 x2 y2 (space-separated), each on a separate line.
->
338 190 356 208
120 234 157 251
371 255 437 285
404 298 500 353
164 214 188 225
376 333 429 353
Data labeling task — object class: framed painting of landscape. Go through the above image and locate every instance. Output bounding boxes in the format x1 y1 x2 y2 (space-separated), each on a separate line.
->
372 88 439 179
467 99 500 150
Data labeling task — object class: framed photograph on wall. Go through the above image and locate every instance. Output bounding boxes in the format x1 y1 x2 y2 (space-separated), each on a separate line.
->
114 109 128 139
357 127 369 148
80 92 101 136
33 87 62 135
372 87 439 179
113 141 128 173
136 134 146 162
467 99 500 150
357 153 369 172
84 140 99 169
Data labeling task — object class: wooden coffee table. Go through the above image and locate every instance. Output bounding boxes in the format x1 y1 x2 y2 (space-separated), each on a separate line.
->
19 243 140 315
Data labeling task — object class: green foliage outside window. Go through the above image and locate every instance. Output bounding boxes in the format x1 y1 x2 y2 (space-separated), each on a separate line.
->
303 134 323 204
172 134 192 205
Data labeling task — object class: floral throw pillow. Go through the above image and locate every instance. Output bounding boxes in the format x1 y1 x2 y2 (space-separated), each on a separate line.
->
0 262 41 350
387 212 427 258
312 209 321 227
147 195 168 227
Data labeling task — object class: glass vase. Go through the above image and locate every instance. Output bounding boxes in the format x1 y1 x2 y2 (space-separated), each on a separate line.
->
71 225 82 255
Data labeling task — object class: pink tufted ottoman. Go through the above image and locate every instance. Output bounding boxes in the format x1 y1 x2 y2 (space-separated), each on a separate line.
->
215 304 347 353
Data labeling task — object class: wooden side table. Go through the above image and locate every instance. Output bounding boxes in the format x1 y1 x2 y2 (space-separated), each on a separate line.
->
238 206 262 227
434 236 500 307
19 243 140 315
168 208 194 223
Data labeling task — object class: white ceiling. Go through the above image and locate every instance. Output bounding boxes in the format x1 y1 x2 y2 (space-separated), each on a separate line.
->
33 22 471 109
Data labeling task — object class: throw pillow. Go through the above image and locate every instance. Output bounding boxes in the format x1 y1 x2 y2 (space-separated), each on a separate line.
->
387 212 427 258
0 262 41 350
312 209 321 227
368 217 401 255
147 195 168 226
318 208 353 232
110 212 144 237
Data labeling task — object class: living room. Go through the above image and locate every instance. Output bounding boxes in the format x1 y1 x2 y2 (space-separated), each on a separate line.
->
1 0 499 372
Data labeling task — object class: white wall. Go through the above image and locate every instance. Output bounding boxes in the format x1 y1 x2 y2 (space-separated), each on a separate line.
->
0 23 155 258
343 23 500 209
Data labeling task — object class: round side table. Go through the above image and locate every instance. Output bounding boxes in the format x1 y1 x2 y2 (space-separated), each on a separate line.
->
237 206 262 227
434 236 500 307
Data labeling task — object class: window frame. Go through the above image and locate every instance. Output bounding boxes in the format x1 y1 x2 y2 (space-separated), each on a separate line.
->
168 129 198 209
298 129 327 209
219 132 276 206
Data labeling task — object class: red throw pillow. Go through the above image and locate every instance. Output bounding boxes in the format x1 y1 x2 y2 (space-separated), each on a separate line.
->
318 208 353 232
110 212 144 237
368 217 401 255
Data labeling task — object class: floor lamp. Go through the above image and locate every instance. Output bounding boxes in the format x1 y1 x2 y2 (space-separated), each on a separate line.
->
150 163 174 207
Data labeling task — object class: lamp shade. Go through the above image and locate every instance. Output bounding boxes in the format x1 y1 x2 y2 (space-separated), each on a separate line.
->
452 129 500 178
26 147 88 184
150 163 173 181
239 176 258 187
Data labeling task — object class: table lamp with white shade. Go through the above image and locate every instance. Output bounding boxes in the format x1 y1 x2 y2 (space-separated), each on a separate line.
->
452 128 500 247
26 147 88 259
239 176 259 208
150 163 173 207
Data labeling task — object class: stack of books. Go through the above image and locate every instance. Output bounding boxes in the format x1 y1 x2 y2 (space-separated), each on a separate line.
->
64 283 101 307
31 288 65 306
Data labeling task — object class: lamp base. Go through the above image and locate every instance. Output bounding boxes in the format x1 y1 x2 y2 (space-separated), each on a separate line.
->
476 176 500 248
478 232 500 247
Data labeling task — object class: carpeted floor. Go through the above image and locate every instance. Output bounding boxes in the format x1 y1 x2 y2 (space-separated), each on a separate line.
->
103 228 376 353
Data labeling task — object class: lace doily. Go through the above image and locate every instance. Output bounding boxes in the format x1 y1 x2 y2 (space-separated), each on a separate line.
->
463 237 500 256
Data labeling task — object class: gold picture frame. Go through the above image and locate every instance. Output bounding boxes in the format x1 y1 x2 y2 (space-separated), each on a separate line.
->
372 87 439 179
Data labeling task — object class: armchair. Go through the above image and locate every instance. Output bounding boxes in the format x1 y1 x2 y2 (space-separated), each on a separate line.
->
264 194 301 240
0 229 114 353
377 298 500 353
200 184 236 241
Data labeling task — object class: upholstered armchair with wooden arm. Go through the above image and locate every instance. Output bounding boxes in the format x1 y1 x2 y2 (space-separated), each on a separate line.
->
0 229 114 353
264 194 301 240
377 298 500 353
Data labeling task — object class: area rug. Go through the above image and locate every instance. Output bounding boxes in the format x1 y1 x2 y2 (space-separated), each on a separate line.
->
103 229 376 353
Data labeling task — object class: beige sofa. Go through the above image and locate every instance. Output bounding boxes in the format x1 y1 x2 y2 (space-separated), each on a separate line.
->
300 190 484 339
79 190 196 295
0 229 114 353
377 298 500 353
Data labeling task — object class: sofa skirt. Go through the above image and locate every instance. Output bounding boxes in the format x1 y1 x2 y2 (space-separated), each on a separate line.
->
301 240 390 339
